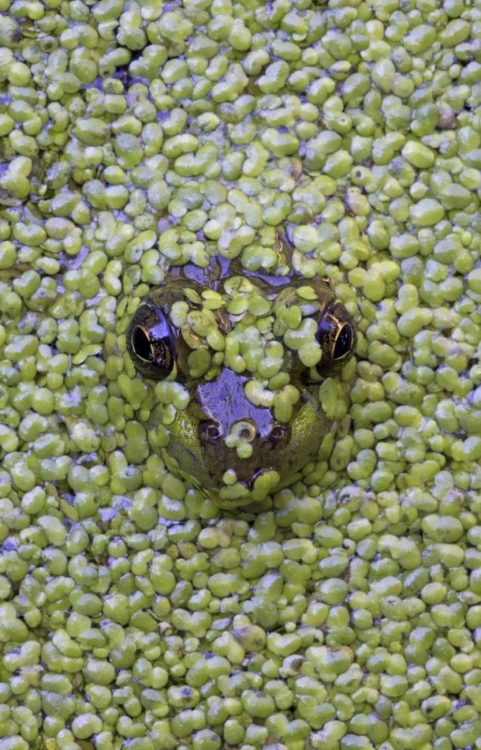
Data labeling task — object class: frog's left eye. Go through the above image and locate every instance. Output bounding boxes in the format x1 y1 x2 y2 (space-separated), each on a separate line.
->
127 302 176 381
315 301 357 375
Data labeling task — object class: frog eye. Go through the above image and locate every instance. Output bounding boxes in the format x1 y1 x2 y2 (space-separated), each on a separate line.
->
127 302 176 381
315 301 357 375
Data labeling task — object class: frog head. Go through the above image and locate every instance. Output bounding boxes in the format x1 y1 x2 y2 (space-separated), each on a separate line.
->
126 272 357 509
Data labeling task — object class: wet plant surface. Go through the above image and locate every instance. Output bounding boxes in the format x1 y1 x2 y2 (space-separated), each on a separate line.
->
1 0 481 748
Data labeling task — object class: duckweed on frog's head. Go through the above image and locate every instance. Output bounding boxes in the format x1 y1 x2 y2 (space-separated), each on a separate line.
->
126 258 357 508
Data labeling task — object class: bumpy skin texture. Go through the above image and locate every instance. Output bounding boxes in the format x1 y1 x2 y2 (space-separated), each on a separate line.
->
127 269 357 507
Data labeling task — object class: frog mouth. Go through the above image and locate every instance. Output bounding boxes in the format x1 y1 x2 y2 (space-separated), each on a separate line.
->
198 425 291 486
203 467 283 510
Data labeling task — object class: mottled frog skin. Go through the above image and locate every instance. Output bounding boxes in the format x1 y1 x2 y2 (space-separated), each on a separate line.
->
127 248 357 509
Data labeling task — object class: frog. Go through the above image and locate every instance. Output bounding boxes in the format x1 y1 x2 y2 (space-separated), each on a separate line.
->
126 241 357 510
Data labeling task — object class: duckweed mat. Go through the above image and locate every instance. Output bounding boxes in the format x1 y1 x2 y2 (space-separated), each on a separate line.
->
1 0 481 748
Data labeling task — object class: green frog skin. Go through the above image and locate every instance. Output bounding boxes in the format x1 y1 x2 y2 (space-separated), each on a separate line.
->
126 257 357 509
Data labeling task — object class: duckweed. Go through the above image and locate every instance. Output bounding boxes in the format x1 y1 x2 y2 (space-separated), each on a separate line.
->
2 0 481 748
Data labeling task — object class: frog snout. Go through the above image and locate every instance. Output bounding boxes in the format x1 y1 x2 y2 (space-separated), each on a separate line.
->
199 417 289 461
163 367 326 495
193 369 292 485
196 368 287 443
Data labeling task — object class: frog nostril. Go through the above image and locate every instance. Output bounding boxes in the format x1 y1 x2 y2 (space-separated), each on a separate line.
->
200 420 221 442
270 424 287 442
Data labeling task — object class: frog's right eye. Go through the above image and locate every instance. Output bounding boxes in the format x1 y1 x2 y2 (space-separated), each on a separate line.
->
315 300 357 375
127 302 176 381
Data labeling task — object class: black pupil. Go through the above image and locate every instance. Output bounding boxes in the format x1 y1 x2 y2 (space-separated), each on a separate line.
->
334 325 352 359
133 326 153 361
